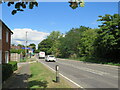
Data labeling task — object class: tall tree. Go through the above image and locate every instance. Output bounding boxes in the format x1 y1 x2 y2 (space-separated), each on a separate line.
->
94 14 120 62
59 26 91 58
38 38 52 55
38 31 61 55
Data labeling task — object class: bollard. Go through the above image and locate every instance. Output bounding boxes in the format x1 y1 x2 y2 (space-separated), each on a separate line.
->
56 65 60 83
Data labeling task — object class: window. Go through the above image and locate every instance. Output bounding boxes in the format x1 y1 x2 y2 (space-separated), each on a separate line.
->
6 31 8 42
0 50 1 64
0 22 1 40
5 51 9 63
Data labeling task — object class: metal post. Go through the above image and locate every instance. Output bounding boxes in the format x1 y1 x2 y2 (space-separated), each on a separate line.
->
56 65 60 82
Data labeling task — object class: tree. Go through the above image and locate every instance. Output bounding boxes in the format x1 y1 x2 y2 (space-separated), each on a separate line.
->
38 31 61 56
38 39 52 55
10 49 25 54
1 1 38 15
17 44 25 47
94 14 120 62
79 28 98 56
34 49 40 53
1 0 84 15
29 43 36 50
69 0 84 9
11 44 15 46
58 26 91 58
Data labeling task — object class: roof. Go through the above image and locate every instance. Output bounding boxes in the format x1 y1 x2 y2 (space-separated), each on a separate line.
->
0 20 13 34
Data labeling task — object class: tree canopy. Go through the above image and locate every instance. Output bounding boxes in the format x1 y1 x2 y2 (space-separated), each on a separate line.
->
1 0 84 15
38 14 120 63
29 43 36 50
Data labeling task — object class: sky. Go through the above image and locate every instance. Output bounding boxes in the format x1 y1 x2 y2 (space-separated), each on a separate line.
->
0 2 118 48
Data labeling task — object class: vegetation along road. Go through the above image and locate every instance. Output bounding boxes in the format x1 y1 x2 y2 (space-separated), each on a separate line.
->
36 56 118 89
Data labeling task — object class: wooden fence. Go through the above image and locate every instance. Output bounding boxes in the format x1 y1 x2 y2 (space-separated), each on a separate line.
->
10 53 21 62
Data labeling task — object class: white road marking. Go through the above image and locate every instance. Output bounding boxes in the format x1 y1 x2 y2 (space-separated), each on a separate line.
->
38 59 85 89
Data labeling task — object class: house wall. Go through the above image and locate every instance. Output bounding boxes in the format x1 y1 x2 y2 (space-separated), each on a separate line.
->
2 23 11 63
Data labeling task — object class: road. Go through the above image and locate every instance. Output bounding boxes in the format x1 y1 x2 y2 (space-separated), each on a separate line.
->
36 56 118 89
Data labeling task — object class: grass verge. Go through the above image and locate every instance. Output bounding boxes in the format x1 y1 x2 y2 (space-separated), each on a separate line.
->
28 62 71 88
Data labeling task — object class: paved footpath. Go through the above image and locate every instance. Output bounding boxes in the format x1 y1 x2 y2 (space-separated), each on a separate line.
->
2 62 31 89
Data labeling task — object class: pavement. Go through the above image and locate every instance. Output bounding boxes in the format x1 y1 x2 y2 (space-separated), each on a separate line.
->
36 56 119 90
2 60 32 89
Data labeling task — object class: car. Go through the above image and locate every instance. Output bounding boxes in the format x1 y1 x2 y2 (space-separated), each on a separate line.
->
45 55 56 62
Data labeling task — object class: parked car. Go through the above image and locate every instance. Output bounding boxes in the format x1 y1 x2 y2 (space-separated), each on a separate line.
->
45 55 56 62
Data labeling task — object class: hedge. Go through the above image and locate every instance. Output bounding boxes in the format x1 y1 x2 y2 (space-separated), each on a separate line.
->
8 61 17 71
2 61 17 82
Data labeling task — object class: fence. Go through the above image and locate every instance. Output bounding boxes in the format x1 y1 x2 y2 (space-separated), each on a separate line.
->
10 53 21 62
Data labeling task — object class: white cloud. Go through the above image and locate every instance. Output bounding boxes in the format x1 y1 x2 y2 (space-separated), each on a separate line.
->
11 28 50 49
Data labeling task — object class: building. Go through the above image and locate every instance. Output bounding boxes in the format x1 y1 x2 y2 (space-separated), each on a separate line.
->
11 45 22 50
0 20 13 64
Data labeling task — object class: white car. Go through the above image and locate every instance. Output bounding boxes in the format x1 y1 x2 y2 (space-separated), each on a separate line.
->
45 55 56 62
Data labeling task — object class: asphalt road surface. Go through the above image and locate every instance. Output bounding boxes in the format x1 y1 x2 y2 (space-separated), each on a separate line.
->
36 56 119 89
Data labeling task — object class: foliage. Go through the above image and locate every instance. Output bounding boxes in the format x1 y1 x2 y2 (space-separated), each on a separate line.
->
1 0 84 15
2 61 17 82
2 63 13 82
17 44 25 47
29 43 36 50
58 26 93 58
38 38 52 55
79 28 98 56
38 31 61 56
34 49 40 53
10 49 25 55
94 14 120 62
38 14 120 63
9 61 18 71
69 0 84 9
5 1 38 15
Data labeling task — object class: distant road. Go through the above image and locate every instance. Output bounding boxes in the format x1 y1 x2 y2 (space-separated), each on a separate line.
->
36 56 118 89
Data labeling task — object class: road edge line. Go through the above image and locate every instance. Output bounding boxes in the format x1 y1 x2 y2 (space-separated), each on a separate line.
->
38 59 85 89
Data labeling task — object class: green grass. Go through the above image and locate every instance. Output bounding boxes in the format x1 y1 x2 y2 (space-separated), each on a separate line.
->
19 58 26 62
19 56 36 62
61 57 120 66
28 63 71 88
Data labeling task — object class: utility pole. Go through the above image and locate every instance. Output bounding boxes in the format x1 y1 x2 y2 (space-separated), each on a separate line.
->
25 31 28 57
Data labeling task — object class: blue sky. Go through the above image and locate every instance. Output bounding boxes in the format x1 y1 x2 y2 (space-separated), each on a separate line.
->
0 2 118 46
1 2 118 33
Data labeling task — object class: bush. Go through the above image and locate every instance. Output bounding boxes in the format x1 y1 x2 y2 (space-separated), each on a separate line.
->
9 61 17 71
2 63 13 82
2 61 18 82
